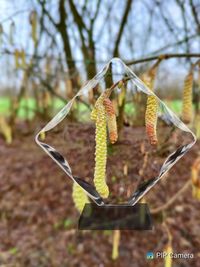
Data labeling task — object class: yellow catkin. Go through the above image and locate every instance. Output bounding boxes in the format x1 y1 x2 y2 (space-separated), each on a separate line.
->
103 98 118 144
40 131 46 141
163 223 173 267
29 10 37 46
72 183 88 213
191 156 200 200
20 49 26 68
139 197 146 225
91 94 109 198
145 96 158 145
143 67 158 145
14 49 20 69
194 113 200 139
164 244 173 267
118 84 126 107
112 230 120 260
0 116 12 144
43 91 51 108
182 71 193 123
90 107 97 120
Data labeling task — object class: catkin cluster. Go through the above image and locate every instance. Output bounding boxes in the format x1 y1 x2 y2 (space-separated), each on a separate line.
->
191 156 200 200
143 68 158 145
72 183 88 212
182 72 193 123
91 94 109 198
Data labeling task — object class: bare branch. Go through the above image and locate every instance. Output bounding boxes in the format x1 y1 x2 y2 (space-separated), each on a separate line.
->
189 0 200 32
38 0 58 28
113 0 133 57
175 0 191 54
146 33 199 55
126 53 200 65
151 180 191 214
68 0 88 32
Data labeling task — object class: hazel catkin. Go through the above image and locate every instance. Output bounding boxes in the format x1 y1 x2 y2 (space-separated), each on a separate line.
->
91 94 109 198
182 71 193 123
103 98 118 144
72 182 88 212
143 68 158 145
191 156 200 200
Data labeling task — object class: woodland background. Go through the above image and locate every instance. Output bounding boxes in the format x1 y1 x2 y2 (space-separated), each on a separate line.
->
0 0 200 266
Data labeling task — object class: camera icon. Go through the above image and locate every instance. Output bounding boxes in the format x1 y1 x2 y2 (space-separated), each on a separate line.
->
146 252 154 259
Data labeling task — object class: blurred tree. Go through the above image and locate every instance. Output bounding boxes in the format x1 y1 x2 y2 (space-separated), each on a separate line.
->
0 0 199 126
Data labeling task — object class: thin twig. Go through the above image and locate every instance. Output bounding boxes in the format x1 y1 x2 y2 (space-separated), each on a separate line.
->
3 49 200 66
104 77 130 98
126 53 200 65
151 180 191 214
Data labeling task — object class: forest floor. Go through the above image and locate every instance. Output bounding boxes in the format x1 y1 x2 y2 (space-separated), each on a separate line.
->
0 122 200 267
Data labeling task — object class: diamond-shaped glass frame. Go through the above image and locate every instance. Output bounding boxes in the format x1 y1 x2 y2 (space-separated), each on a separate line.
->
35 58 196 206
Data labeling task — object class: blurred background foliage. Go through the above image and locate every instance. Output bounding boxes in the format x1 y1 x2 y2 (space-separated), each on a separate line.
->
0 0 199 131
0 1 200 267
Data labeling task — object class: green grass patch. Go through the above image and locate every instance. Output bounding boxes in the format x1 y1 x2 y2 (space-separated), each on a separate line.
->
125 102 136 115
164 100 182 114
0 97 11 114
0 97 183 120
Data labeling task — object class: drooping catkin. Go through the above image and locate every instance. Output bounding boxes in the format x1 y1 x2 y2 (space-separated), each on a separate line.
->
29 10 38 46
118 83 126 107
103 98 118 144
191 156 200 200
163 223 173 267
145 95 158 145
72 182 88 213
112 230 120 260
91 94 109 198
194 113 200 139
20 49 26 68
143 67 158 145
0 116 12 144
164 244 173 267
182 71 193 123
14 49 20 69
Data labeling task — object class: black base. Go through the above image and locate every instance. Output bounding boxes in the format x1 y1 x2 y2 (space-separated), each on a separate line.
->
78 203 153 230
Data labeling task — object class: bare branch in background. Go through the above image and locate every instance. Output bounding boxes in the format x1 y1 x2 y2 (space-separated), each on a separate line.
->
126 53 200 65
149 33 199 55
151 180 191 214
113 0 133 57
56 0 78 76
156 0 179 43
175 0 191 55
189 0 200 33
